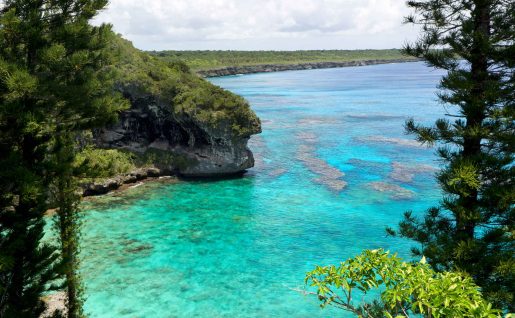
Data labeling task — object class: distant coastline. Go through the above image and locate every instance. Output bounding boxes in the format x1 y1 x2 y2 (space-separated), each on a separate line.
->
149 49 421 77
195 59 421 77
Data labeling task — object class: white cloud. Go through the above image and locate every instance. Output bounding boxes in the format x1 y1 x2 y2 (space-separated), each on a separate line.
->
93 0 420 50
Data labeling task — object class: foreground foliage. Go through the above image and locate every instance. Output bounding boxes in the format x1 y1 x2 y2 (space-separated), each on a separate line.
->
388 0 514 310
1 3 260 316
74 147 135 181
305 249 502 318
0 0 127 316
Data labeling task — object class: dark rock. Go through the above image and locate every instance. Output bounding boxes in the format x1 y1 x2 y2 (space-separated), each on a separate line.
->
146 167 161 177
123 175 139 184
129 169 147 180
82 178 123 196
94 87 260 177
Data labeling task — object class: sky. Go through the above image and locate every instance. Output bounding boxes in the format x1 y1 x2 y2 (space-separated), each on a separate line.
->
93 0 420 51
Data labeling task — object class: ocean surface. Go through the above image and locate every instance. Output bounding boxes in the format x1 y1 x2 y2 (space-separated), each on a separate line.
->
79 62 446 317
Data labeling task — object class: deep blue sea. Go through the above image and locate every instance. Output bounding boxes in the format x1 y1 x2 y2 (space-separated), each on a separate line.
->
79 62 446 317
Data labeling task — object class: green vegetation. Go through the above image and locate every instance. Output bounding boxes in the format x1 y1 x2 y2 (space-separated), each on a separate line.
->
303 0 513 316
0 5 260 315
305 249 502 317
74 147 136 181
74 147 196 182
387 0 514 311
110 36 260 137
0 0 127 316
1 0 512 316
149 49 416 71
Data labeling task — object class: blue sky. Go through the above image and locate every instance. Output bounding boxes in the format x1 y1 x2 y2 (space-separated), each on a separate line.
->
94 0 420 51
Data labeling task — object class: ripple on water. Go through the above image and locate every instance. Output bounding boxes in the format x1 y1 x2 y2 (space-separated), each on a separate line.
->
346 113 407 121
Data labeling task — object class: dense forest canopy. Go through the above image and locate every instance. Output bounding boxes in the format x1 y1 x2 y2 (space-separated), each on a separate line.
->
149 49 416 71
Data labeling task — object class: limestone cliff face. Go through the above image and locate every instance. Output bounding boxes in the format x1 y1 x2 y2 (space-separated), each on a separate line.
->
94 86 261 177
93 35 261 177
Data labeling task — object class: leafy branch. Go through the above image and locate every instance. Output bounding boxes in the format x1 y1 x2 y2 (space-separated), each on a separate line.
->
304 249 503 318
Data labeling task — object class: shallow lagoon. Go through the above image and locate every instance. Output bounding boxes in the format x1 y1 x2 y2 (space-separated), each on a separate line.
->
81 62 446 317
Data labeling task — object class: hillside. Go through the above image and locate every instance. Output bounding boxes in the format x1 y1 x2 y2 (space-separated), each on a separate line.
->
149 49 417 73
108 35 260 137
81 34 262 191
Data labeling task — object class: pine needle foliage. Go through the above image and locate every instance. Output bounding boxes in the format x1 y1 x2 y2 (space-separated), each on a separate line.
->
0 0 127 316
388 0 514 311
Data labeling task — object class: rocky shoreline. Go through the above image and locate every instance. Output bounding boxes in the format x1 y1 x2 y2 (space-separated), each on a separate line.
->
196 59 420 77
81 167 166 197
80 165 246 198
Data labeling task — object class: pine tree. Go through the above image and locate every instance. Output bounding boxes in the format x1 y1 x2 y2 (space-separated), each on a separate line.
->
389 0 514 310
52 135 85 318
0 5 62 317
0 1 127 316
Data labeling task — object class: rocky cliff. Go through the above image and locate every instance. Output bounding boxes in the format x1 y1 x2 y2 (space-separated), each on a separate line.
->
94 35 261 177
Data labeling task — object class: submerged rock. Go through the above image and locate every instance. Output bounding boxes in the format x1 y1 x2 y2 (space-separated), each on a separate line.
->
269 168 288 177
346 113 406 121
247 135 290 178
368 182 415 200
314 176 347 192
125 243 153 254
358 136 425 148
389 162 436 183
296 135 347 192
297 118 339 127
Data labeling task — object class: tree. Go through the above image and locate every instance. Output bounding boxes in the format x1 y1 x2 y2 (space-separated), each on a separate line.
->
0 0 127 316
52 135 85 318
304 249 502 318
0 7 63 316
387 0 514 310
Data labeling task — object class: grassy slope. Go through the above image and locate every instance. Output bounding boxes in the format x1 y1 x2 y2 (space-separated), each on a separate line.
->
107 34 260 137
148 49 415 71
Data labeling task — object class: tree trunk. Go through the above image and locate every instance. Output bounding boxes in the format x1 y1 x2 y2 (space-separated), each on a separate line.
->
457 0 491 240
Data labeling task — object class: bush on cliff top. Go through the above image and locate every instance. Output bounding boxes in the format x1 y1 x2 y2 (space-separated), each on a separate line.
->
107 34 261 137
74 147 135 180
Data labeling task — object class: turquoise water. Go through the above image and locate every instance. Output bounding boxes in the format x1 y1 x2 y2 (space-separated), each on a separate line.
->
80 62 446 317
